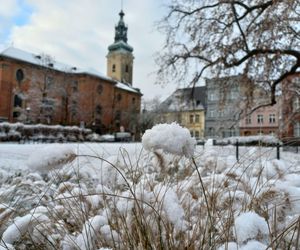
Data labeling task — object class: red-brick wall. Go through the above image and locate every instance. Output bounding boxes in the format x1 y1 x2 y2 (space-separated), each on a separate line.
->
0 57 141 134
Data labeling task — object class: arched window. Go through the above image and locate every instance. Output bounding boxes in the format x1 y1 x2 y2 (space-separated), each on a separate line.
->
112 64 116 73
16 69 24 83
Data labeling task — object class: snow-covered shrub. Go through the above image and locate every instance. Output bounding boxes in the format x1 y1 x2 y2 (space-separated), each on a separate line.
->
142 122 196 157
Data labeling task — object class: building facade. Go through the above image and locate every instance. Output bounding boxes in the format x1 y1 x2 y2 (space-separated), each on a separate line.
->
239 99 281 136
157 87 206 139
0 10 142 136
205 75 246 138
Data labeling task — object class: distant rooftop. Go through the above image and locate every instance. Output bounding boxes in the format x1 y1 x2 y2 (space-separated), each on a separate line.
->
160 86 207 112
0 47 140 94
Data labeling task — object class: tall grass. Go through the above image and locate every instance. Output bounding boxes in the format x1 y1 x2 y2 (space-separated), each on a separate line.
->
0 144 300 249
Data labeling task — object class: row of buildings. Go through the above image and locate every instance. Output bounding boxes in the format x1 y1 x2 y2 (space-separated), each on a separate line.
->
156 74 300 140
0 11 142 139
0 9 299 141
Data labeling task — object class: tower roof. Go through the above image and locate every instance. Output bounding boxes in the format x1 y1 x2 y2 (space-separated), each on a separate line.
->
108 10 133 53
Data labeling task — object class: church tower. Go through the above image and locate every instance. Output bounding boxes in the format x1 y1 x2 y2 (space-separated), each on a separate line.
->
107 10 134 85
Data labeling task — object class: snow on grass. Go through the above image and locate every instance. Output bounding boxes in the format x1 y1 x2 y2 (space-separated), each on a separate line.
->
234 212 269 245
27 144 76 173
142 122 196 157
0 139 300 249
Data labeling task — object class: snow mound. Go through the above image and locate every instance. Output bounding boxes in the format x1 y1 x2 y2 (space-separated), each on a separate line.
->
142 123 196 157
234 212 268 244
27 144 76 173
240 240 268 250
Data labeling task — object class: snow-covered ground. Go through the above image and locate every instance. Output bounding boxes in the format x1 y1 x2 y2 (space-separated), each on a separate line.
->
1 137 300 249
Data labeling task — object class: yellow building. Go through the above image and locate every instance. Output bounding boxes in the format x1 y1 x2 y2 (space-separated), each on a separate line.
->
158 87 206 139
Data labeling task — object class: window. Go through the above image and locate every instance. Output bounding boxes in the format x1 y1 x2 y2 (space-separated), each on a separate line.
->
257 114 264 124
125 65 129 73
209 109 216 118
117 93 122 101
208 91 217 101
132 97 136 104
112 64 116 72
229 128 236 137
208 127 215 137
229 90 238 99
115 110 121 121
46 76 54 89
293 98 300 112
195 131 200 138
95 105 102 115
189 115 194 123
269 114 276 124
245 115 251 124
294 122 300 137
14 95 22 108
190 130 194 137
195 114 200 123
97 84 103 94
16 69 24 82
72 80 78 92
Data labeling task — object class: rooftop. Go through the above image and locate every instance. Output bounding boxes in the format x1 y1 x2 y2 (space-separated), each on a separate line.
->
0 47 140 94
160 86 207 112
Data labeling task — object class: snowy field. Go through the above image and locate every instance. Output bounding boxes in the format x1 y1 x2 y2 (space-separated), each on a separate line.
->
1 136 300 249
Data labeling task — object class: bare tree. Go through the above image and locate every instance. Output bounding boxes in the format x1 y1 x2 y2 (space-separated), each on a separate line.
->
156 0 300 107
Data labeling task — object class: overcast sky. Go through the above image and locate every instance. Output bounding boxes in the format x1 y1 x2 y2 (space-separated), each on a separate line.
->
0 0 177 101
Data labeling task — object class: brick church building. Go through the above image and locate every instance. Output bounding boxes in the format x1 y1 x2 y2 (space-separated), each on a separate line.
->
0 10 142 136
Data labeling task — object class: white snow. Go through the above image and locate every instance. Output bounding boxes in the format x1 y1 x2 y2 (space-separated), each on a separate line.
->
142 122 196 157
26 144 76 173
0 139 299 249
234 212 269 245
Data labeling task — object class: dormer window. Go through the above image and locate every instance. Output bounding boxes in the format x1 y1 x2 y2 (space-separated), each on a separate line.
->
48 63 54 67
112 64 116 72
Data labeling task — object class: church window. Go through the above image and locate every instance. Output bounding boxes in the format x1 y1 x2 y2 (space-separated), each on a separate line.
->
72 80 78 92
16 69 24 83
117 93 122 101
97 84 103 94
46 76 54 89
95 105 102 115
112 64 116 72
14 95 22 108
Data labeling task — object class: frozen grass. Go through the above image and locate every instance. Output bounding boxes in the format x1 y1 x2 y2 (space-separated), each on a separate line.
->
0 143 300 249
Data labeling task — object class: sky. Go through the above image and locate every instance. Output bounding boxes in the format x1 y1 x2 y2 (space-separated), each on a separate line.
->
0 0 177 101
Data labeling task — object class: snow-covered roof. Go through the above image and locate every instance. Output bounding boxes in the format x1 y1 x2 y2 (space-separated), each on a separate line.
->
116 82 141 94
0 47 141 94
160 86 206 112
